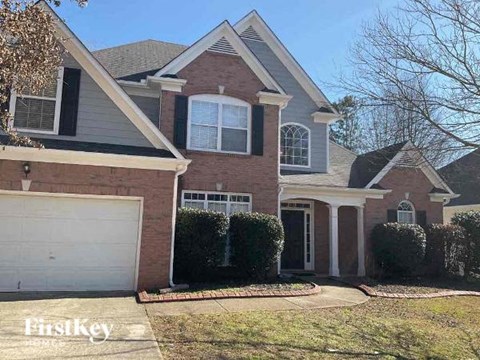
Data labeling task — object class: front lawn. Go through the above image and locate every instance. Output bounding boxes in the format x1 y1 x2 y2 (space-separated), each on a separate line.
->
150 297 480 359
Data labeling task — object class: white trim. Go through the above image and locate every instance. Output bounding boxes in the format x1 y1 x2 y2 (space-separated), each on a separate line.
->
256 91 292 108
0 189 144 291
118 80 160 98
365 141 455 195
328 204 340 277
154 21 285 95
169 166 188 287
0 145 191 172
280 122 311 168
187 94 252 155
430 193 459 203
397 200 416 224
38 2 185 159
146 76 187 93
281 200 314 271
9 67 64 135
356 205 366 277
312 111 341 124
234 11 337 112
181 190 253 213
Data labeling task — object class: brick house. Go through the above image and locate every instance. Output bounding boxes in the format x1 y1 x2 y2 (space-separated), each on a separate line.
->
0 4 457 292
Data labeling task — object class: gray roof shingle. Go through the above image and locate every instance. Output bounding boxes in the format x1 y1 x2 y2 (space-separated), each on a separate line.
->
92 39 188 81
439 149 480 206
280 141 407 189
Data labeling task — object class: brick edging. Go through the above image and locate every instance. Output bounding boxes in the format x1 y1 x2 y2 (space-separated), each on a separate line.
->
337 278 480 299
137 282 321 303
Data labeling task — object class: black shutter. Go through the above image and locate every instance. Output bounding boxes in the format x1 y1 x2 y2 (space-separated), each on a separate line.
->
251 105 264 156
416 210 427 227
59 68 81 136
174 95 188 149
0 89 11 113
387 209 397 223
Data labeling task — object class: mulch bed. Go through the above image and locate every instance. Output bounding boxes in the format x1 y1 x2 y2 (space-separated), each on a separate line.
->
138 278 321 303
342 276 480 299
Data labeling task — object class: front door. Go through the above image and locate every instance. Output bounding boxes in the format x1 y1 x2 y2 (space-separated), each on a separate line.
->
281 210 305 270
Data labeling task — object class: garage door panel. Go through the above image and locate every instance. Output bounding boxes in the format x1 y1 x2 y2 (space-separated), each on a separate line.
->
0 194 142 291
0 245 21 265
0 218 23 242
0 269 18 291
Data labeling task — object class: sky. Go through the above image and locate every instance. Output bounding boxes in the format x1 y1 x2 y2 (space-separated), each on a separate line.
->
56 0 400 101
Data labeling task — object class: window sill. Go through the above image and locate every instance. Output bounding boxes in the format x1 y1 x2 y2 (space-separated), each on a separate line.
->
183 149 254 159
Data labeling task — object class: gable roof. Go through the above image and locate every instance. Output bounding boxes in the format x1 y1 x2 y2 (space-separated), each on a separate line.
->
281 141 456 197
93 40 187 81
234 11 338 114
153 21 285 94
39 1 186 160
349 142 408 188
439 149 480 206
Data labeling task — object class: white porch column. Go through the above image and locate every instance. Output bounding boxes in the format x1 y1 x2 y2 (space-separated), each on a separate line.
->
356 205 366 277
328 204 340 277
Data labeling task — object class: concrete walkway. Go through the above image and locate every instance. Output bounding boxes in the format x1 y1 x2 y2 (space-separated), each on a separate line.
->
0 292 162 360
145 278 368 317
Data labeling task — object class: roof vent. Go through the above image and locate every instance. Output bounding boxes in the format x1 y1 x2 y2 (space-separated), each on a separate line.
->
208 37 238 55
240 26 263 42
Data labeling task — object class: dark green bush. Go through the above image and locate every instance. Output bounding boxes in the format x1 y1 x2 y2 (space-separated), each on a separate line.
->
425 224 467 276
230 212 284 280
372 223 426 276
452 211 480 276
173 208 228 282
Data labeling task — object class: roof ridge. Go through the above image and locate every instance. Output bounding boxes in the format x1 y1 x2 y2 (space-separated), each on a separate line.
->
358 141 408 157
92 39 187 53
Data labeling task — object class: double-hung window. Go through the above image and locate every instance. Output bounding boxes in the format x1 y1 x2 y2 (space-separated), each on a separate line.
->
9 68 64 134
188 95 250 154
280 123 310 167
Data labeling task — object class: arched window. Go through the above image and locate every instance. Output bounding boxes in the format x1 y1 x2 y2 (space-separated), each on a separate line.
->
280 123 310 167
397 200 415 224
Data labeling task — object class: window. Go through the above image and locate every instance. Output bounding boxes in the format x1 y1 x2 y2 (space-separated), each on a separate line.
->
398 200 415 224
182 191 251 215
188 95 251 154
9 68 64 134
280 123 310 167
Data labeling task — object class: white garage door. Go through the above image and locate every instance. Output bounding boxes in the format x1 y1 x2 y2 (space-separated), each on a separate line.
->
0 194 141 292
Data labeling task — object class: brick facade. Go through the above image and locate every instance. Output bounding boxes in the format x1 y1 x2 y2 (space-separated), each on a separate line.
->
160 51 280 214
364 166 444 271
0 159 176 290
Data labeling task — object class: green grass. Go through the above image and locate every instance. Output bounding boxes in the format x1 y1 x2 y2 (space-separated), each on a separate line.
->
150 297 480 359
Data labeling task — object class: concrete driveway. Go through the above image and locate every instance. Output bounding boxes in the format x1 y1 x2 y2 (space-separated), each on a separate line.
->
0 293 161 359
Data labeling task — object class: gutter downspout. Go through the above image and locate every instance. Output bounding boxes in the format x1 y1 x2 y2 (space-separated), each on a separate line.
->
169 164 188 288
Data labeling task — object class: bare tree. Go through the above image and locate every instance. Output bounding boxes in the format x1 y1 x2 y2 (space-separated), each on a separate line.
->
0 0 86 147
338 0 480 156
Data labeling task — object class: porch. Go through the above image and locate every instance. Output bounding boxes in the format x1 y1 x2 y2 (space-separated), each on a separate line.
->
279 185 390 277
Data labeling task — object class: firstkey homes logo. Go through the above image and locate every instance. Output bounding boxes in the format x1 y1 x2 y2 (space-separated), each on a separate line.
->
25 318 113 344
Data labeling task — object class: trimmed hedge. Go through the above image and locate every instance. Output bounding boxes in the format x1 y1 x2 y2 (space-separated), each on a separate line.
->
425 224 467 276
452 211 480 276
372 223 426 276
230 212 284 280
173 208 229 282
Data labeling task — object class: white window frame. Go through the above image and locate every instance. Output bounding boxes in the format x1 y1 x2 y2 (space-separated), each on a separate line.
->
8 67 64 135
280 122 311 168
397 200 416 224
187 94 251 155
181 190 252 214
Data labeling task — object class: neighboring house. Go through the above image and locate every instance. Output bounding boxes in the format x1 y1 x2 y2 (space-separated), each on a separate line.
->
0 3 457 292
439 149 480 223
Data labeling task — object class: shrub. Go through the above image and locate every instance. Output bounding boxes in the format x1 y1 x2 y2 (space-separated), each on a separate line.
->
425 224 467 276
230 212 284 280
173 208 229 282
372 223 426 276
452 211 480 276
